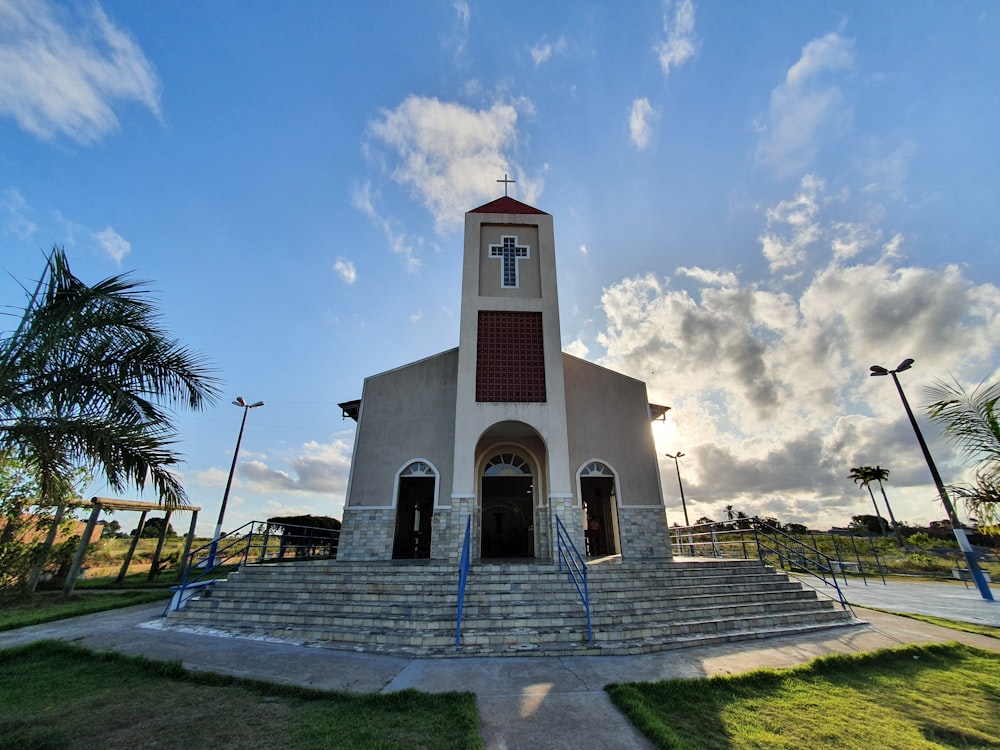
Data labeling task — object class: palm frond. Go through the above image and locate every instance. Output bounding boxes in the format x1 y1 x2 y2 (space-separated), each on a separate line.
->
925 378 1000 472
947 472 1000 532
0 246 219 508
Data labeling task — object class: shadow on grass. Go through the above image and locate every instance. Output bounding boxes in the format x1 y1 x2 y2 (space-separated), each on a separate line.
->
0 590 171 632
607 643 1000 750
0 640 482 750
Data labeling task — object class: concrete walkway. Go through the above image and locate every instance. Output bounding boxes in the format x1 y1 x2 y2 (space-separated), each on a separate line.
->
2 579 998 750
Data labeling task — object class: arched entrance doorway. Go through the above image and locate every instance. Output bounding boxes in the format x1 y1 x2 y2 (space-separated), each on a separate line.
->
579 461 620 557
392 461 436 559
481 452 535 558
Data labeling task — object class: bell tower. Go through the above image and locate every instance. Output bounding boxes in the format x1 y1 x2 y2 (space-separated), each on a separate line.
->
449 196 579 559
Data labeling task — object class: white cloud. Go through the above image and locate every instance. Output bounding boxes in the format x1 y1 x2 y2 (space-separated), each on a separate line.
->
333 257 357 285
0 0 160 143
656 0 697 77
830 221 880 261
453 0 470 54
579 244 588 255
192 466 229 489
756 32 854 177
882 232 904 260
565 337 590 358
410 311 423 324
2 187 36 238
530 36 566 67
587 178 1000 529
758 174 823 272
352 181 420 271
676 266 738 288
860 140 916 199
93 226 130 264
366 95 542 232
238 438 353 496
454 0 470 28
629 98 657 150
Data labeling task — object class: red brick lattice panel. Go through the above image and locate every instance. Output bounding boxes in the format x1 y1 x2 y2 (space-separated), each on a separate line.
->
476 311 546 402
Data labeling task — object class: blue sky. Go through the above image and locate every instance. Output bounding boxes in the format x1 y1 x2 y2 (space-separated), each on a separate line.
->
2 0 999 535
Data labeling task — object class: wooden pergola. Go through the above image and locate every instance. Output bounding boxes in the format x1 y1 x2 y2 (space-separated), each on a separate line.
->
62 497 201 596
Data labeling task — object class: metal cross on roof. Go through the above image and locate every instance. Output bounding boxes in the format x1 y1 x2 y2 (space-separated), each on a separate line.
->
497 173 516 196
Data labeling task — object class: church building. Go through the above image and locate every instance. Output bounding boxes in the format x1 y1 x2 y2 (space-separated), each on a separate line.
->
336 195 674 563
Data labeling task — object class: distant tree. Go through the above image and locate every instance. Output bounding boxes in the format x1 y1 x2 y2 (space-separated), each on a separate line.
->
758 517 783 532
785 523 809 535
101 519 123 538
694 516 715 526
869 466 904 543
734 511 752 530
134 516 175 538
724 505 735 522
266 515 340 558
925 378 1000 532
266 514 341 530
848 467 891 538
850 514 889 534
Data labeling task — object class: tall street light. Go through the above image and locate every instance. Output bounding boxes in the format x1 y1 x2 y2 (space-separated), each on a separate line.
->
209 396 264 567
870 359 994 601
665 452 690 526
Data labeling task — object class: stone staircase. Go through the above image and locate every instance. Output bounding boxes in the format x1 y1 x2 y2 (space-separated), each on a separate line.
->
163 557 858 657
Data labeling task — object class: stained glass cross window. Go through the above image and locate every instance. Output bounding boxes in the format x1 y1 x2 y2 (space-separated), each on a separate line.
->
489 235 529 288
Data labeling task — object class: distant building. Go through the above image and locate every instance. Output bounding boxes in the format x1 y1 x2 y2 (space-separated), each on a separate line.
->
337 196 672 562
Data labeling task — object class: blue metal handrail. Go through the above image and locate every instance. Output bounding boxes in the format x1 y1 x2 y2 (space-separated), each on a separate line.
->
166 519 340 613
751 519 850 609
555 515 592 642
668 519 851 610
455 516 472 648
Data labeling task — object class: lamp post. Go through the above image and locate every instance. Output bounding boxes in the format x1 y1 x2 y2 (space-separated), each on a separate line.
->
665 452 690 526
208 396 264 568
870 359 993 601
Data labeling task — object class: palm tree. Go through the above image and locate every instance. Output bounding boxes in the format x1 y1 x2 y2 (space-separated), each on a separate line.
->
0 247 220 587
848 466 888 536
925 378 1000 531
869 465 905 544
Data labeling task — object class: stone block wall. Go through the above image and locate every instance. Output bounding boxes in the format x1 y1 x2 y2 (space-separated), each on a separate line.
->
336 507 395 560
618 506 673 559
547 495 583 560
437 497 476 561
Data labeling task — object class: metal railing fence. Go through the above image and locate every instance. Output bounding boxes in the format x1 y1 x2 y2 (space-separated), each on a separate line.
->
669 519 852 609
166 519 340 612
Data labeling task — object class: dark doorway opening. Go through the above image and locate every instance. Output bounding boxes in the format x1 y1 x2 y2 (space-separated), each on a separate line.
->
392 476 434 559
481 475 534 558
581 475 617 557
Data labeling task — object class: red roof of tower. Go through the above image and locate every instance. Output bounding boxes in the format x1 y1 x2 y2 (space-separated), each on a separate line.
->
469 196 548 215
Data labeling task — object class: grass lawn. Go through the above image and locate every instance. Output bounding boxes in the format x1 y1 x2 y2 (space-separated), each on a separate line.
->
0 640 481 750
0 590 171 632
607 642 1000 750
